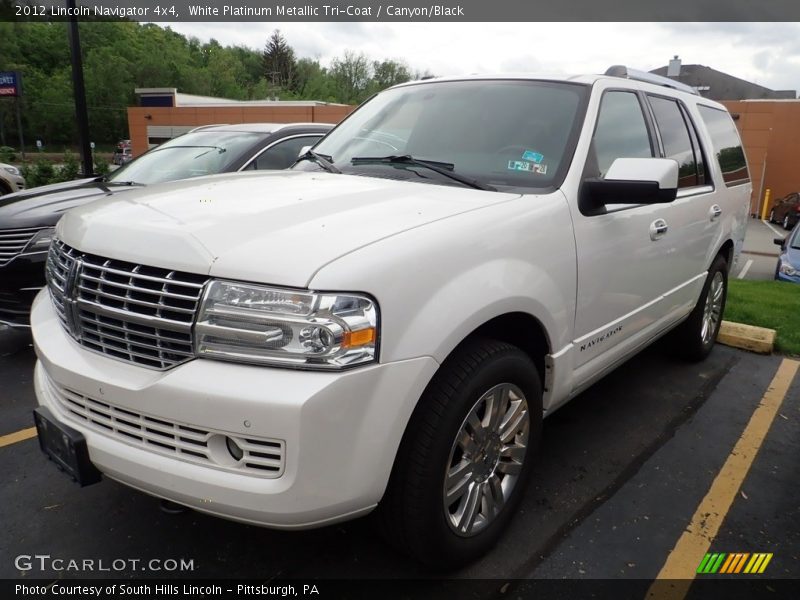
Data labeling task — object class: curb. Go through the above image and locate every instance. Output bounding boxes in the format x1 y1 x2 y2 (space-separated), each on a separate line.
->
718 320 776 354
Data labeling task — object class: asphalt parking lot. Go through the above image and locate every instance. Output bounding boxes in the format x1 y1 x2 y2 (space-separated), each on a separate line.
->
1 322 798 594
737 218 787 281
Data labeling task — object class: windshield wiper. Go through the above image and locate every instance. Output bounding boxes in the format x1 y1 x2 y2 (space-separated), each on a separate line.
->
106 180 144 186
296 149 341 174
350 155 496 191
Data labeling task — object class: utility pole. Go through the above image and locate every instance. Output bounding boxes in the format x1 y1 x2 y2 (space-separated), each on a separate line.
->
66 0 93 177
15 97 25 160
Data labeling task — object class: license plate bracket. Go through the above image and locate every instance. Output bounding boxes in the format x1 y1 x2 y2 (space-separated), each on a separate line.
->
33 407 102 487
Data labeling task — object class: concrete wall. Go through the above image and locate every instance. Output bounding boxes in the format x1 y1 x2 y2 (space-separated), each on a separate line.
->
126 104 354 157
721 100 800 216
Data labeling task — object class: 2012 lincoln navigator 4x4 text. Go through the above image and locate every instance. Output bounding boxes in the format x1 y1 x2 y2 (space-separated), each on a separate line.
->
31 67 750 567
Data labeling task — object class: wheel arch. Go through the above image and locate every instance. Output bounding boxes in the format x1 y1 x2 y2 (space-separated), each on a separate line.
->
453 311 551 385
717 238 734 272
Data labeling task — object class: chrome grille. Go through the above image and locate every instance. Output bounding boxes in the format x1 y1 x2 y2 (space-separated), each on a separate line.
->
0 227 43 266
45 374 285 477
46 240 209 370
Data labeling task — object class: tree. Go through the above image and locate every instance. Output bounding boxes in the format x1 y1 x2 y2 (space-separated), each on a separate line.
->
262 30 297 92
372 59 412 90
329 51 372 104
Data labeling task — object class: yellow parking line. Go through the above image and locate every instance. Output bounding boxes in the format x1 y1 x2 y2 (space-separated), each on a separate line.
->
0 426 38 448
648 358 799 598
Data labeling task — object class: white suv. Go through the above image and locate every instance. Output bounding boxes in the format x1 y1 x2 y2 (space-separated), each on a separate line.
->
31 67 750 567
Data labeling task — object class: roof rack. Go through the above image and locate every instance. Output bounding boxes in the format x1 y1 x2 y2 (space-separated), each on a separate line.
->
604 65 699 96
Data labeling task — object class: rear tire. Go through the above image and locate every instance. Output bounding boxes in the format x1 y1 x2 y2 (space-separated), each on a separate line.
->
784 215 791 230
671 254 728 362
768 209 775 223
377 339 542 569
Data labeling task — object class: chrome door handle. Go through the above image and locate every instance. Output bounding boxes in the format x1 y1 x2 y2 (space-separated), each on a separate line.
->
649 218 668 241
710 204 722 221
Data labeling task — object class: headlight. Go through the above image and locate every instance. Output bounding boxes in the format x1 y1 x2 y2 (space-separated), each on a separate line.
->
3 166 20 176
195 280 379 370
779 260 798 277
24 227 55 253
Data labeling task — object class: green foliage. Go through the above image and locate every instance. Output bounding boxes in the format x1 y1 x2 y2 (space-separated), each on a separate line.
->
94 155 110 176
726 279 800 355
330 51 373 104
1 22 425 147
0 146 16 162
263 29 297 92
57 150 80 182
21 159 56 188
21 151 84 188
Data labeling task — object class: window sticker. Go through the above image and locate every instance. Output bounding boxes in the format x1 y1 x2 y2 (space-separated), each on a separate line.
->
507 160 548 174
508 160 533 172
522 150 544 163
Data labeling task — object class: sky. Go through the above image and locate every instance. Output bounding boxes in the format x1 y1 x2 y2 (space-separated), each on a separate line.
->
163 22 800 93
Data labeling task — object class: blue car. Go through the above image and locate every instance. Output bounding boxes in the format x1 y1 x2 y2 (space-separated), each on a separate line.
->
774 222 800 283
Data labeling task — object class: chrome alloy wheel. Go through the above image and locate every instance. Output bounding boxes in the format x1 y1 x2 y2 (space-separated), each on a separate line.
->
443 383 530 537
701 271 725 345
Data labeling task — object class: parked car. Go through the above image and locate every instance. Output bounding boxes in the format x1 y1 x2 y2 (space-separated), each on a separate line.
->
112 144 132 166
774 222 800 283
768 192 800 230
29 68 749 568
0 161 25 195
0 123 332 327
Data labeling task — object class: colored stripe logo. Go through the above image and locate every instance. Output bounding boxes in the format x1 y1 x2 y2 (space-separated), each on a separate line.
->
697 552 773 574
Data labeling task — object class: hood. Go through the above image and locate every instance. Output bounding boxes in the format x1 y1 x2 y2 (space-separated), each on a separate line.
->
58 171 519 287
0 177 136 228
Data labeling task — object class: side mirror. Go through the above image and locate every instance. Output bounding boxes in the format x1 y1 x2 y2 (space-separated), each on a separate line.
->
774 237 787 249
581 158 679 212
298 145 312 158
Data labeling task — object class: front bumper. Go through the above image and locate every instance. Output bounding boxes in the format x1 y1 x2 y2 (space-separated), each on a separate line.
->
31 290 439 529
0 250 47 327
2 172 25 192
775 271 800 284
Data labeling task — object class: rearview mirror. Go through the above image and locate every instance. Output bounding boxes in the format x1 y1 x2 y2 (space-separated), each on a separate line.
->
581 158 679 212
298 145 312 158
774 237 787 249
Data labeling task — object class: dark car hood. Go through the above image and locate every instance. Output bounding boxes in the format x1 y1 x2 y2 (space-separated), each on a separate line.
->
0 178 137 228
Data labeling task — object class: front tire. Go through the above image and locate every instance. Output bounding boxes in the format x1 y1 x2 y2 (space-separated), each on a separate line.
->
378 339 542 569
769 209 775 223
784 215 791 230
671 254 728 362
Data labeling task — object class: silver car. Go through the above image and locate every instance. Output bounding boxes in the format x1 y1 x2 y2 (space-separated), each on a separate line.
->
0 162 25 195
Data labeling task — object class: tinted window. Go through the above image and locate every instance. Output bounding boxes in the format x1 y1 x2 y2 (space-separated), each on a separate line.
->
680 103 706 185
649 96 700 188
697 106 749 187
308 80 588 190
111 131 264 185
592 91 653 177
253 136 322 170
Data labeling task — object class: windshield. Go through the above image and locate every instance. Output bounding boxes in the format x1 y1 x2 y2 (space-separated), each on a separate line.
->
109 131 265 185
791 228 800 250
304 79 588 190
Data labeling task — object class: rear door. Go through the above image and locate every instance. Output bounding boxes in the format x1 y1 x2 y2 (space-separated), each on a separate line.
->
642 93 717 317
570 85 686 375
